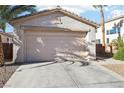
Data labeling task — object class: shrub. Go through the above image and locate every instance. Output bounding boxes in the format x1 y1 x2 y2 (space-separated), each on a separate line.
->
111 37 124 49
113 47 124 61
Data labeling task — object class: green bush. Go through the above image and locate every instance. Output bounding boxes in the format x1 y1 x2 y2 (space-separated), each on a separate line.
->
111 37 124 49
113 47 124 61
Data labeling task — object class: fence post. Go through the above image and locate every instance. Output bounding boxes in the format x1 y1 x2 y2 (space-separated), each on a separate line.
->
0 43 4 66
0 35 4 66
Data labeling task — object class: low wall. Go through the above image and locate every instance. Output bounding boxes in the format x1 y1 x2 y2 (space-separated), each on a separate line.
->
12 38 21 63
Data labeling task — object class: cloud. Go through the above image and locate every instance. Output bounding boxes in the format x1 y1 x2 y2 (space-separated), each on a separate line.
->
62 6 96 15
105 5 124 18
36 5 96 15
110 9 124 18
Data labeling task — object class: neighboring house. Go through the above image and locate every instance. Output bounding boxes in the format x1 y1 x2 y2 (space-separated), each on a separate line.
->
96 15 124 45
0 31 13 43
10 7 97 63
0 29 21 61
0 30 13 61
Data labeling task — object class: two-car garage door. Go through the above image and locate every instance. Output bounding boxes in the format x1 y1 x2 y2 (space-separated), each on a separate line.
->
24 30 85 62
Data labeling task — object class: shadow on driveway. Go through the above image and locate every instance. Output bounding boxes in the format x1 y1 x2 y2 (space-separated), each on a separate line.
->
17 60 90 72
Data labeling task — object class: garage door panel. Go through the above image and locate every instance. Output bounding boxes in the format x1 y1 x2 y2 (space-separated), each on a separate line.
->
25 31 85 37
25 31 85 62
27 36 84 47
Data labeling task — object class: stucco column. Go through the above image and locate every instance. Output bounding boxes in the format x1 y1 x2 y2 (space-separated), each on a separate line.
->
85 28 96 60
13 27 25 63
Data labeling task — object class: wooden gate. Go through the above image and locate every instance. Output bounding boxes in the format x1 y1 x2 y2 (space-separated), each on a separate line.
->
2 43 13 61
96 44 105 56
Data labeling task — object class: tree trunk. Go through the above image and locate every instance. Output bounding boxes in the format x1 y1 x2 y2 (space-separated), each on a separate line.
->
100 7 105 47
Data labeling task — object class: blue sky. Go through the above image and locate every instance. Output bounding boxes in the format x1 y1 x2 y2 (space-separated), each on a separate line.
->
6 5 124 32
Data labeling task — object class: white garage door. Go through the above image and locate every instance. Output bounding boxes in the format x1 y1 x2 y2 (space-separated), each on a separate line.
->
24 31 86 62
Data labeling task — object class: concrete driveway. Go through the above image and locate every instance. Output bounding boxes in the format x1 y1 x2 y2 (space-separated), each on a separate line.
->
4 61 124 88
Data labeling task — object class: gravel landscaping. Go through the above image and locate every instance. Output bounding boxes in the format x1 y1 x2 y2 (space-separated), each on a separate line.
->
103 64 124 77
0 62 20 88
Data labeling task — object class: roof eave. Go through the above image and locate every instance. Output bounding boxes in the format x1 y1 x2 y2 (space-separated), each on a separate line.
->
10 8 98 28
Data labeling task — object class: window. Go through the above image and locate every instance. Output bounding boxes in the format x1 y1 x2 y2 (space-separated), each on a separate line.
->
106 30 109 35
107 38 109 44
96 39 101 44
98 39 101 44
110 29 116 34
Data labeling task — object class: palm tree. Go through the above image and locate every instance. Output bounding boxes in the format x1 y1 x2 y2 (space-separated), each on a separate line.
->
0 5 37 66
93 5 107 47
0 5 37 32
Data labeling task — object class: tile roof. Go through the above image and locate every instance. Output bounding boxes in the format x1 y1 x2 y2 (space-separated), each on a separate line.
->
106 15 124 23
11 7 98 27
0 31 13 38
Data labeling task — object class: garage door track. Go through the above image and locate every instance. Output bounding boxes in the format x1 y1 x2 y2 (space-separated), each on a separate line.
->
4 61 124 88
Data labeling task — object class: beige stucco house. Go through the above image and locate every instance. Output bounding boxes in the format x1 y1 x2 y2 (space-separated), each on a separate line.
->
0 31 13 43
10 7 97 63
0 30 21 61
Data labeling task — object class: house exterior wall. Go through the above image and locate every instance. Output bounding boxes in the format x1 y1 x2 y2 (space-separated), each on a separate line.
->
13 12 96 62
85 29 96 58
17 12 95 31
0 31 22 62
96 17 124 45
0 34 13 43
13 28 24 62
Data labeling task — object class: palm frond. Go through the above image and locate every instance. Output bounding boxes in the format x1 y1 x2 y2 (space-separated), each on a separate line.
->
0 5 37 32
